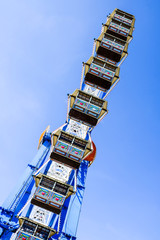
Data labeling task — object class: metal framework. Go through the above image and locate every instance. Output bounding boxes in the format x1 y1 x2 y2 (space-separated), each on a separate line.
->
0 9 135 240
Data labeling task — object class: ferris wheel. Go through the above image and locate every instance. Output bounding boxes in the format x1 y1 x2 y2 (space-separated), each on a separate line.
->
0 8 135 240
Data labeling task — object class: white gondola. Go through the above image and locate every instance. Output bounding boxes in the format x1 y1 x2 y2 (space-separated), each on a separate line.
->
69 89 108 126
31 174 74 214
15 217 56 240
50 130 92 169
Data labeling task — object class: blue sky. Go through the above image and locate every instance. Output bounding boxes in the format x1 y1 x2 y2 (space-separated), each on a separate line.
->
0 0 160 240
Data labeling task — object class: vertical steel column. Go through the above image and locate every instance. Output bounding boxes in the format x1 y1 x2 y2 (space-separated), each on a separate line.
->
0 134 51 239
58 160 89 240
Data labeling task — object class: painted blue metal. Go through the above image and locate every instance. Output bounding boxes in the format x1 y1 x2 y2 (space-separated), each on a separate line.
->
0 134 51 239
81 81 106 99
2 137 51 213
51 160 88 240
61 160 88 238
0 117 91 240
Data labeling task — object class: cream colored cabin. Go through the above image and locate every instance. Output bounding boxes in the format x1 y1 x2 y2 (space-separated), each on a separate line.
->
96 32 128 63
50 130 92 169
15 217 56 240
69 89 108 126
84 56 120 91
31 173 74 214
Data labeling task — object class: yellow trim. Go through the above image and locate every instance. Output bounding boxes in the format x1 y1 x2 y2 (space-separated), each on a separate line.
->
69 89 79 108
52 129 61 146
33 173 75 197
97 32 105 42
99 101 108 119
106 8 135 29
86 56 94 65
116 67 120 76
18 217 56 237
84 64 90 76
84 54 121 87
69 89 109 121
38 125 50 149
103 101 108 110
84 56 94 76
52 130 92 161
103 24 133 41
70 89 78 98
83 141 92 158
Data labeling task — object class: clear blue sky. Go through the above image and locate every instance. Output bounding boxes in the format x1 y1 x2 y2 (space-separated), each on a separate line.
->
0 1 160 240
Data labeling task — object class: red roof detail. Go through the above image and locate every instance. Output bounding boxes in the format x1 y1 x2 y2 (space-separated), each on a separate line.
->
84 141 96 162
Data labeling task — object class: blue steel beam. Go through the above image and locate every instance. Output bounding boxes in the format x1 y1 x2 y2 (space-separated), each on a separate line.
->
0 134 51 239
56 160 89 240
